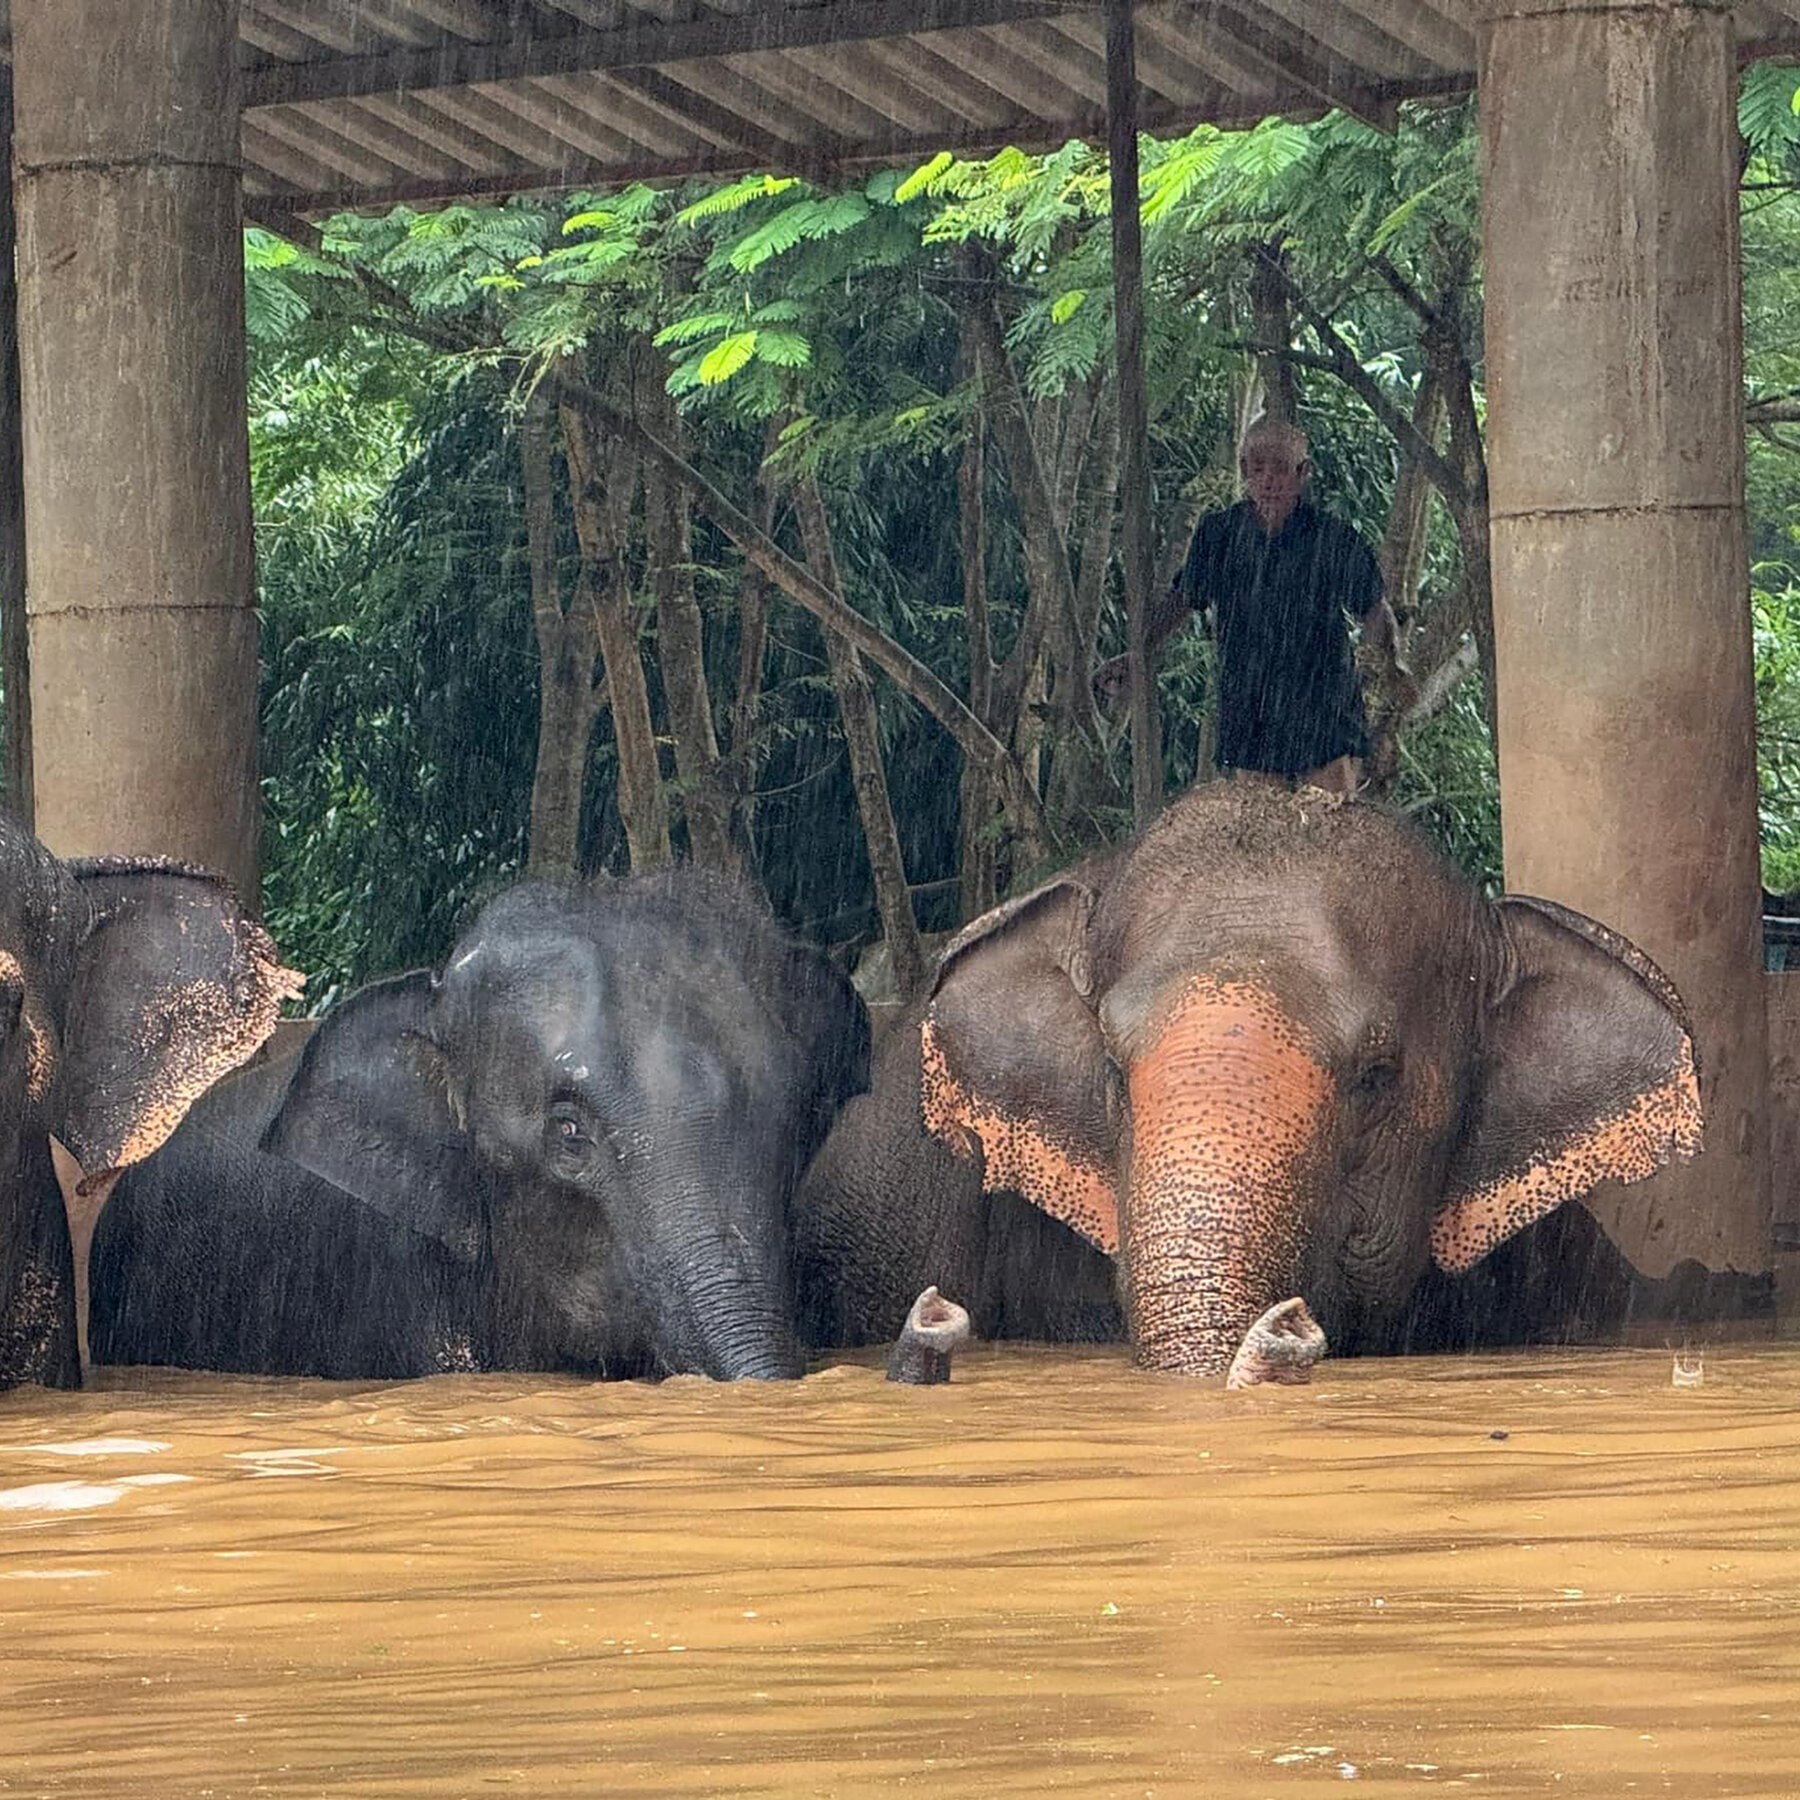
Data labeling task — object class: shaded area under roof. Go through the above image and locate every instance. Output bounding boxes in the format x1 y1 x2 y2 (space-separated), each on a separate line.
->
4 1 1797 217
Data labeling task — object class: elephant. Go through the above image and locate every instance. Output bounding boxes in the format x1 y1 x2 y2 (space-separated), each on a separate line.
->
1 809 300 1390
792 780 1705 1378
91 867 869 1382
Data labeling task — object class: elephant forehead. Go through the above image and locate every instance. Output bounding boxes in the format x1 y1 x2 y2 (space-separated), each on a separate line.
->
440 937 606 1045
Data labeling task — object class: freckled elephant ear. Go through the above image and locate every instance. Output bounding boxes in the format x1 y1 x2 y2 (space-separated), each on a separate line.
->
53 860 305 1187
0 945 60 1112
1433 897 1703 1275
918 871 1123 1253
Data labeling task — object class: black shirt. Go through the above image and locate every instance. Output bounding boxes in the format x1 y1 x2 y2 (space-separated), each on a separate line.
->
1178 498 1384 775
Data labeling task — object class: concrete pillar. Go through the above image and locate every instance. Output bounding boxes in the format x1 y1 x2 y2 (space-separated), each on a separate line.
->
1479 0 1769 1276
12 0 259 897
0 80 29 829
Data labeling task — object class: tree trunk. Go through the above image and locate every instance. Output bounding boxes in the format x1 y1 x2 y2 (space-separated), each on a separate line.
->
520 393 607 877
726 421 781 859
559 399 670 871
1363 372 1446 792
957 389 998 921
965 293 1095 749
1047 393 1124 839
546 367 1052 852
1247 237 1301 427
794 472 925 1001
1429 279 1498 766
1379 371 1444 615
643 377 735 872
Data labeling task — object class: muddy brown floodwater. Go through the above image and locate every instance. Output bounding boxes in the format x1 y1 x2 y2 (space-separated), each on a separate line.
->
2 1343 1798 1798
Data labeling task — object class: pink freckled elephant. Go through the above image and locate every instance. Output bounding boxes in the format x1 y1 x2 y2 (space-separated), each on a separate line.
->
793 781 1703 1379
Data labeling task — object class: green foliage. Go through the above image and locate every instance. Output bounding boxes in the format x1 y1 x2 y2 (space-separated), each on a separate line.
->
245 82 1800 992
1753 574 1800 894
1740 63 1800 171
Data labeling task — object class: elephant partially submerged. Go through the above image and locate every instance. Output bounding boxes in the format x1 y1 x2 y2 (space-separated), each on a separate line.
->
794 781 1704 1377
93 868 868 1382
1 810 300 1389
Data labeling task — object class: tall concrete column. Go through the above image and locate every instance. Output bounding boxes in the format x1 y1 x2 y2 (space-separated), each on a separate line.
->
12 0 259 897
1479 0 1769 1276
0 79 29 829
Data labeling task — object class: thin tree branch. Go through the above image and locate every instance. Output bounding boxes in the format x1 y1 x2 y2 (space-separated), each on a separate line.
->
541 366 1053 849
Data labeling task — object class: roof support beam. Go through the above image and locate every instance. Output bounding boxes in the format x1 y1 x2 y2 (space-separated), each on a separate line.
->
242 0 1083 109
261 67 1479 217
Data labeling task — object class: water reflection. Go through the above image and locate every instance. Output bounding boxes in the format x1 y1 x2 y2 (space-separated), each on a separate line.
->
2 1345 1796 1796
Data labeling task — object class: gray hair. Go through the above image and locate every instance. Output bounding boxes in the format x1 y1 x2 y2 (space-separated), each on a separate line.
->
1238 418 1310 469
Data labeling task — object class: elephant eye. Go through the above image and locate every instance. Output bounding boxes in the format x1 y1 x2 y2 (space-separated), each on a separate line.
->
1353 1057 1401 1098
548 1103 594 1151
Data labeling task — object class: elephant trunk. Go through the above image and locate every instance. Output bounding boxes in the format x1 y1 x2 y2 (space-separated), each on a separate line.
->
650 1195 806 1382
1123 978 1334 1378
687 1302 806 1381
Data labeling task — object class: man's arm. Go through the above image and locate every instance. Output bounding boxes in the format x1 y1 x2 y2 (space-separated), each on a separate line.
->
1096 578 1196 708
1146 576 1197 657
1359 594 1418 714
1359 595 1406 667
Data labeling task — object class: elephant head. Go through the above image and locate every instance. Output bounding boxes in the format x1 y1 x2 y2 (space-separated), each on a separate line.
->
917 782 1700 1377
263 872 867 1382
1 814 303 1383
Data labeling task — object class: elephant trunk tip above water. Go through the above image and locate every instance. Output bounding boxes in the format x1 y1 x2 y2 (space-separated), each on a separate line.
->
885 1286 972 1385
793 780 1706 1381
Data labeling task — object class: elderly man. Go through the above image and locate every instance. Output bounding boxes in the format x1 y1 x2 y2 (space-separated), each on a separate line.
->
1102 419 1412 796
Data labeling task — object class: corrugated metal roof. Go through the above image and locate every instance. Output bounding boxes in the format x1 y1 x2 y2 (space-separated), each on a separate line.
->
9 2 1800 215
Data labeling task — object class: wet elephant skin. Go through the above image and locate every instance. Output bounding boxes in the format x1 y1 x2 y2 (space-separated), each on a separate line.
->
93 868 869 1383
793 782 1705 1376
0 810 298 1391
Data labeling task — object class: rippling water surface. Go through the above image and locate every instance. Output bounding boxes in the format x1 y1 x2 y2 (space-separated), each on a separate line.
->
3 1343 1797 1797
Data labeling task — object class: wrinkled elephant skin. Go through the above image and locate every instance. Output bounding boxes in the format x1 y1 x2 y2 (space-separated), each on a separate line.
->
0 811 300 1390
886 1286 972 1385
1225 1297 1328 1390
93 868 868 1384
793 782 1703 1378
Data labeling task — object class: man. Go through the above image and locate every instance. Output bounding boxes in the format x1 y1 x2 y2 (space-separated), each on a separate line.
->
1102 419 1412 796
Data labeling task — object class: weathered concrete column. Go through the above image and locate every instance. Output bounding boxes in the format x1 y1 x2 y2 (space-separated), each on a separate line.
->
1479 0 1769 1276
12 0 259 896
0 78 29 829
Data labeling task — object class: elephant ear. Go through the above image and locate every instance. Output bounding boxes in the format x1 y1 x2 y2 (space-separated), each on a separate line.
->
1432 896 1703 1273
0 943 59 1115
54 859 304 1189
260 970 486 1261
919 872 1122 1253
1 815 78 1118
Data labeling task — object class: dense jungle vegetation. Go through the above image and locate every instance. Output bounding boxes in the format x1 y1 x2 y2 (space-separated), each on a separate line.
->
13 83 1800 1005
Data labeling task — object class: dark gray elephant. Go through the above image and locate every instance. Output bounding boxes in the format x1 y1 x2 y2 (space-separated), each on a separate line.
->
793 781 1704 1377
93 868 869 1382
1 810 300 1390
